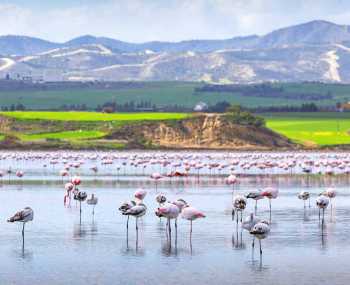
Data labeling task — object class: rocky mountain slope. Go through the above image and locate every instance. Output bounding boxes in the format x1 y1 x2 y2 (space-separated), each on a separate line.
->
0 20 350 83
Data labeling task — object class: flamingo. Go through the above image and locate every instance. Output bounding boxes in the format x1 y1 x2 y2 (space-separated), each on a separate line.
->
87 194 98 215
243 213 269 250
150 173 162 191
298 191 310 208
261 187 279 222
122 203 147 247
181 206 205 241
172 199 188 212
232 195 247 225
316 195 329 229
71 176 81 186
64 182 74 205
320 188 336 212
119 201 136 230
7 207 34 247
134 189 147 203
245 190 264 214
156 193 167 206
249 222 270 256
226 174 238 200
155 203 180 240
16 171 24 178
74 191 87 224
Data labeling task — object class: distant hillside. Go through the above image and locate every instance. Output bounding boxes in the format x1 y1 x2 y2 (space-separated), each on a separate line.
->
0 20 350 83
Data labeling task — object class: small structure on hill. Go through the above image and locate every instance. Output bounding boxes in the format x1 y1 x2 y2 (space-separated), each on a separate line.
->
194 102 208 112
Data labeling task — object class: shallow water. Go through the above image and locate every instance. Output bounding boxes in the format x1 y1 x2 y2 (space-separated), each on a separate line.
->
0 151 350 284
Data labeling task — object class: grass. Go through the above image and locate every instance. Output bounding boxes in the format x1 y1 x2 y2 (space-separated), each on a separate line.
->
1 81 350 109
19 130 106 141
264 112 350 146
0 111 190 122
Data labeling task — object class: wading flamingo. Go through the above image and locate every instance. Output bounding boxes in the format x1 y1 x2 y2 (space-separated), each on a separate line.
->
7 207 34 248
249 221 270 256
87 194 98 215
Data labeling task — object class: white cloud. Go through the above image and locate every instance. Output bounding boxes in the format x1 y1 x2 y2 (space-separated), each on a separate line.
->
0 0 348 42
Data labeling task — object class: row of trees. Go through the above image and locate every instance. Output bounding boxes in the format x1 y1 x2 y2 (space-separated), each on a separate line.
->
1 104 26 111
0 101 338 114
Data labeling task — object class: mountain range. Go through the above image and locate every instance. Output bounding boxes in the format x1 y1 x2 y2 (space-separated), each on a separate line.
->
1 20 350 83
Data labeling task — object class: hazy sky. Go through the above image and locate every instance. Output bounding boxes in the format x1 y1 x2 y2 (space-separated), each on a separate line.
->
1 0 350 42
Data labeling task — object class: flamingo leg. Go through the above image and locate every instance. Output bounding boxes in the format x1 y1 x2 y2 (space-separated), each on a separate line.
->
269 199 272 222
22 222 25 245
322 208 325 230
79 201 82 224
252 236 255 248
232 208 235 221
259 239 262 255
255 200 258 214
127 215 129 231
318 208 320 222
190 220 193 240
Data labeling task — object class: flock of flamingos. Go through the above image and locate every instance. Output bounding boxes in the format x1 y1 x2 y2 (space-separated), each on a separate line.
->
0 151 344 257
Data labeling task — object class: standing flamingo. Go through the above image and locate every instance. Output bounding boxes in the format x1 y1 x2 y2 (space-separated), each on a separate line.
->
261 187 279 222
87 194 98 215
74 191 87 224
226 174 238 201
119 201 136 230
122 203 147 248
155 203 180 242
232 195 247 225
249 222 270 257
7 207 34 248
245 190 264 214
134 189 147 203
156 193 167 206
150 173 162 191
181 206 205 242
316 195 329 230
298 191 310 208
320 188 336 212
64 182 74 205
242 213 268 250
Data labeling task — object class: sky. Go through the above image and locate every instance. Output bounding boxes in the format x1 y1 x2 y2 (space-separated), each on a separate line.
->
0 0 350 43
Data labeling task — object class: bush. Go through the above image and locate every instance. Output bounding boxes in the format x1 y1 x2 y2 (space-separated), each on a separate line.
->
225 105 265 127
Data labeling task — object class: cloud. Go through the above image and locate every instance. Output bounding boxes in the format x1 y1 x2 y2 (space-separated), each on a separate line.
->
0 0 349 42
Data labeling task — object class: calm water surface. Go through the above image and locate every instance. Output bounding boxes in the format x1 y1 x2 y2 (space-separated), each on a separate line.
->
0 151 349 285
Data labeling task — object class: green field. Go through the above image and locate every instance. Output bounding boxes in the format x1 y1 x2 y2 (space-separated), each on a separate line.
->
264 112 350 146
2 81 350 109
1 110 350 148
19 130 106 141
1 111 190 122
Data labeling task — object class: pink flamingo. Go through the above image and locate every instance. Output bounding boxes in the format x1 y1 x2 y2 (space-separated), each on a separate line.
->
134 188 147 203
64 182 74 205
150 173 162 191
320 188 336 212
155 203 180 242
261 187 279 222
181 206 205 242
